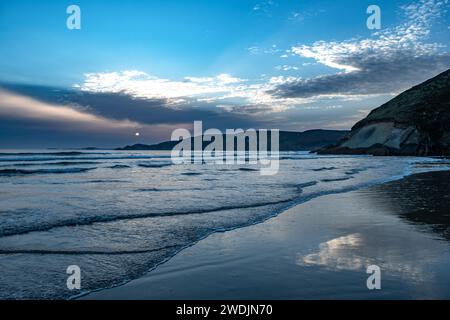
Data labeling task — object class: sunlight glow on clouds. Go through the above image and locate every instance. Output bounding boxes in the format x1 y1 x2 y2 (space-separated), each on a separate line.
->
0 89 186 146
0 89 141 131
79 71 247 102
78 70 314 114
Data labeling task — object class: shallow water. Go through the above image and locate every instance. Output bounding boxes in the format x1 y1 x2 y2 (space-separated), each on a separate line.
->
0 150 449 299
93 172 450 300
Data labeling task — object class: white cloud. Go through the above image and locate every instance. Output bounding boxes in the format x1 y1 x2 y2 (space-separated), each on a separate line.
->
252 0 277 17
271 0 450 98
291 0 448 73
79 71 246 103
216 73 245 84
77 0 449 116
248 45 281 55
275 65 299 71
78 70 316 114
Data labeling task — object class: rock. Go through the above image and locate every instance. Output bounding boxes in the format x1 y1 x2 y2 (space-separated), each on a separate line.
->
318 69 450 156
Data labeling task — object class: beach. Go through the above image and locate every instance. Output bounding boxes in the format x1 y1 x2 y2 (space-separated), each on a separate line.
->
83 170 450 300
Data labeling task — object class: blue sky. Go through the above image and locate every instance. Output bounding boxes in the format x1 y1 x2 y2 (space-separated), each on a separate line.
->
0 0 403 85
0 0 449 147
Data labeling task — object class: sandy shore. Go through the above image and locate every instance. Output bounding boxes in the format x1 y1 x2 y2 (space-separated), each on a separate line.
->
83 171 450 300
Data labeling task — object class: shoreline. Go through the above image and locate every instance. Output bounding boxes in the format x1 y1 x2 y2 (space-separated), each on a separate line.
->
82 170 450 300
73 161 434 300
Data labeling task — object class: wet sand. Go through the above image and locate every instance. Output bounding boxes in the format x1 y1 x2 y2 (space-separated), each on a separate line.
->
83 171 450 300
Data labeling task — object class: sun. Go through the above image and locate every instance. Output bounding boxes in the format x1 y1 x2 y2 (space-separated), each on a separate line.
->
135 132 140 137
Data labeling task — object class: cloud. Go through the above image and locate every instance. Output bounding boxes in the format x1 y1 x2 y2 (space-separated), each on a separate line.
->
275 65 299 71
77 70 310 114
79 71 250 104
216 103 279 115
0 84 270 147
269 0 450 98
0 86 391 145
3 0 448 148
0 89 140 132
0 82 395 147
252 0 277 17
0 88 179 147
79 2 448 118
247 44 281 55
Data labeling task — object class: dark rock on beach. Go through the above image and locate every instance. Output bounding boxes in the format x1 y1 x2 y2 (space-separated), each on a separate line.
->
318 69 450 156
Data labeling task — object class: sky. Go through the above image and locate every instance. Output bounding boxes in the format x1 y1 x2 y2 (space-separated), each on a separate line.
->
0 0 449 148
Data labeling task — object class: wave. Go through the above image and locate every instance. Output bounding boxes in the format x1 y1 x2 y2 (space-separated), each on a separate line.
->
0 167 96 176
0 198 295 237
283 181 318 193
280 156 319 160
48 179 130 185
0 161 101 168
312 167 337 172
134 188 162 192
86 179 128 184
345 168 367 175
135 187 207 192
181 172 202 176
321 177 353 182
45 161 100 166
109 165 131 169
0 152 104 157
293 181 318 189
238 168 259 172
0 155 168 163
138 163 172 168
0 244 179 256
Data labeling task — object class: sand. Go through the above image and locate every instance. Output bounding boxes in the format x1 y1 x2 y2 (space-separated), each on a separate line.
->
82 171 450 300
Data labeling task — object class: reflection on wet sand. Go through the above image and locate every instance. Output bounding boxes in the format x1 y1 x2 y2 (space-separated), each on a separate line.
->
84 171 450 300
296 232 434 284
297 234 365 271
362 171 450 241
297 171 450 288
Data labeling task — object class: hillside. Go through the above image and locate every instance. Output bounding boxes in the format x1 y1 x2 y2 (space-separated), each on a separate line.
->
318 69 450 156
118 130 349 152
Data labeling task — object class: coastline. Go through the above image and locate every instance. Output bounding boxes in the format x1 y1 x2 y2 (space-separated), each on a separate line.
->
82 170 450 300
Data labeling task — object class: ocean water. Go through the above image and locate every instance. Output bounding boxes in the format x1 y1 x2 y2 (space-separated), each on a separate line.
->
0 149 449 299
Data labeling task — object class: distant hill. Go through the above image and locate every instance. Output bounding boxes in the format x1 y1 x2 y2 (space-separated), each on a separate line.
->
318 69 450 156
117 130 349 152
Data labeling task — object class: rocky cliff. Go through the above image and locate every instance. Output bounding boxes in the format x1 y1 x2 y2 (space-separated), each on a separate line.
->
318 69 450 156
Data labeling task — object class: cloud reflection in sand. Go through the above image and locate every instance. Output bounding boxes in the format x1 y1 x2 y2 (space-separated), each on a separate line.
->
297 233 366 271
296 232 434 284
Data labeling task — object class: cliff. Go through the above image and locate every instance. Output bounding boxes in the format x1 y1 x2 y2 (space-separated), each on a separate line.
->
318 69 450 156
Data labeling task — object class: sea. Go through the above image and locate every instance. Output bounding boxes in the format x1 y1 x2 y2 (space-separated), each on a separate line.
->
0 149 449 299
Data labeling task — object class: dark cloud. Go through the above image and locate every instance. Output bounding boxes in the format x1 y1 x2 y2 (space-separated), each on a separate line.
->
1 83 259 128
268 54 450 98
0 83 265 148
